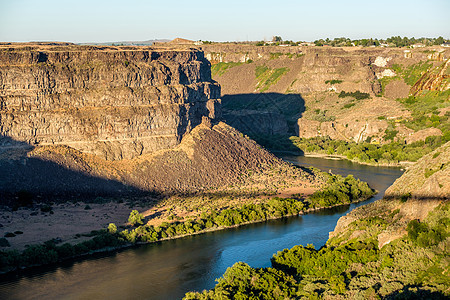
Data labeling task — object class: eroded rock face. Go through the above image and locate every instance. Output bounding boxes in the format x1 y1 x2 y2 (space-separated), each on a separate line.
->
0 45 221 160
385 141 450 199
297 117 389 143
197 44 449 144
411 58 450 95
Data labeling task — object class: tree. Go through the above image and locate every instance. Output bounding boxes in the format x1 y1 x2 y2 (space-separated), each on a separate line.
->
272 36 282 42
107 223 117 234
128 210 144 226
314 39 324 46
434 36 444 45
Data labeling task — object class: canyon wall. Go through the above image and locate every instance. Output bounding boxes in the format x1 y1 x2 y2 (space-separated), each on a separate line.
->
0 44 221 160
196 44 449 144
0 44 313 198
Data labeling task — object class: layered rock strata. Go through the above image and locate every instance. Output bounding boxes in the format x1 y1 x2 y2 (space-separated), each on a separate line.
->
0 45 221 160
0 44 314 198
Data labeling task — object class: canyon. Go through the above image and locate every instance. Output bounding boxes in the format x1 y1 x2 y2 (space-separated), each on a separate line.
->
0 42 447 299
2 43 448 197
0 43 319 202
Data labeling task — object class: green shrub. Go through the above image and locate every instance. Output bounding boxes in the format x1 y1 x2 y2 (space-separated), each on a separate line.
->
56 243 76 259
338 91 370 100
185 262 297 299
211 62 242 77
424 168 439 178
384 129 398 141
272 240 378 277
309 174 375 208
22 245 58 266
269 52 284 59
107 223 117 234
407 219 446 247
325 79 343 84
343 102 356 109
128 210 144 226
400 193 411 203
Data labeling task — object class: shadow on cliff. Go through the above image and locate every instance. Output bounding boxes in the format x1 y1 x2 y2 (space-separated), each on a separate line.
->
0 136 148 206
0 134 308 208
221 92 305 155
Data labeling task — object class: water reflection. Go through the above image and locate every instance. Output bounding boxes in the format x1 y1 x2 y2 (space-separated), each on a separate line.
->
0 157 403 300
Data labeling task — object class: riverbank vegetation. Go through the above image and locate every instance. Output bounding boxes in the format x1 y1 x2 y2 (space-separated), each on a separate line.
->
290 135 448 165
184 202 449 299
0 174 374 274
119 174 372 244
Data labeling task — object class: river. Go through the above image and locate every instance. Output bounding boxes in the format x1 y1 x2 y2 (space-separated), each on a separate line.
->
0 156 403 300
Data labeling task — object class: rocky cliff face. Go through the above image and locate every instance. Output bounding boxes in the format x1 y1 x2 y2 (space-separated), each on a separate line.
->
411 58 450 95
384 141 450 199
0 44 316 198
194 44 450 144
0 44 221 160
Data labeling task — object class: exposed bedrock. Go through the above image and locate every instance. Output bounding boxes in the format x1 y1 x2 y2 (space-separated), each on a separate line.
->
0 45 221 160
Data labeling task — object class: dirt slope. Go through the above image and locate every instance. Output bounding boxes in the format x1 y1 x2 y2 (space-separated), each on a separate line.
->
0 121 319 201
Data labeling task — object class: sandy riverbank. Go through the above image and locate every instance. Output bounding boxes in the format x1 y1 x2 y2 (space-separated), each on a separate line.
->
0 202 132 251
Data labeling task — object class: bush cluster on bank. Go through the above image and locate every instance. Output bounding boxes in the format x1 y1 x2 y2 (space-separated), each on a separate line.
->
185 240 380 299
309 174 374 207
119 174 373 244
0 232 124 271
290 135 448 164
120 198 306 244
272 240 379 278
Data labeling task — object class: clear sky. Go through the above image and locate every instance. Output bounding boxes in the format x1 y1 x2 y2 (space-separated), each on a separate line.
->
0 0 449 43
